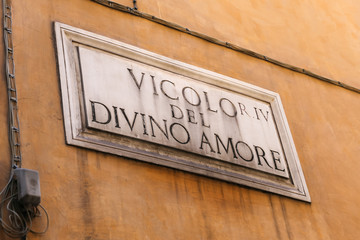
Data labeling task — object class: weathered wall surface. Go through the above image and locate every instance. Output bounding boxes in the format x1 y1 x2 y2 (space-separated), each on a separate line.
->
0 0 359 239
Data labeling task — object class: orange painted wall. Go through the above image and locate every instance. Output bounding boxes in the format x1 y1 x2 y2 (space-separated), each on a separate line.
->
0 0 360 239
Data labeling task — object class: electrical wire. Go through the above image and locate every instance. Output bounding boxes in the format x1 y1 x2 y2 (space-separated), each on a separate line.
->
29 204 49 234
0 177 50 238
0 173 13 196
92 0 360 95
3 0 22 173
0 179 29 238
1 0 50 237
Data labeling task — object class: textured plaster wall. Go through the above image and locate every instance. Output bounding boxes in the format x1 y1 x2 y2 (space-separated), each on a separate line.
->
0 0 359 239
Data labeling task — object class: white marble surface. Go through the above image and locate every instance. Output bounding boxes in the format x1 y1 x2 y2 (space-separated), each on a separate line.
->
79 46 289 178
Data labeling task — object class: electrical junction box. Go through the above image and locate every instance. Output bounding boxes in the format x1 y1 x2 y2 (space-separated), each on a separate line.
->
13 168 41 207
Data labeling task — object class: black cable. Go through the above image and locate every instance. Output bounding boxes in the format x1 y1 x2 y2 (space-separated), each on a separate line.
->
1 0 49 237
29 204 49 234
0 178 49 238
0 179 29 238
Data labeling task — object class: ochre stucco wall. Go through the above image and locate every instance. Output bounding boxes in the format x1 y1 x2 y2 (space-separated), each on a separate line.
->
0 0 359 239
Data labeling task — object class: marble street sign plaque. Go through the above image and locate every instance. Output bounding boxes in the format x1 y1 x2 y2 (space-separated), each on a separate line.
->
55 22 310 202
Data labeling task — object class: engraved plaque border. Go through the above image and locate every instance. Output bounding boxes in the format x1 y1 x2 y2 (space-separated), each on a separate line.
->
54 22 310 202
